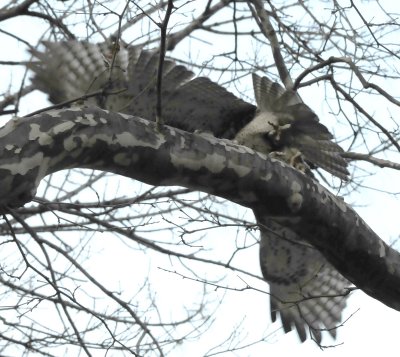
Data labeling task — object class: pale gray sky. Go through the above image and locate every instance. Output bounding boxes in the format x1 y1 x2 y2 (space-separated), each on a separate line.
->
1 1 400 356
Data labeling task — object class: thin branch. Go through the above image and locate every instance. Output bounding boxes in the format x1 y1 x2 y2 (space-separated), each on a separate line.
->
9 210 93 356
296 56 400 108
166 0 232 51
329 75 400 152
293 56 350 90
24 87 127 118
115 1 169 38
25 10 75 39
156 0 174 127
342 152 400 170
0 0 38 21
0 84 35 113
350 0 400 61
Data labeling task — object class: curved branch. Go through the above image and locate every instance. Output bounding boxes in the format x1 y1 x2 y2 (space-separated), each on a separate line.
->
0 106 399 312
0 0 38 21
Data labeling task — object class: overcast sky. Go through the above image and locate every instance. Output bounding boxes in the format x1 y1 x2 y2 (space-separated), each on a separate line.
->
1 1 400 356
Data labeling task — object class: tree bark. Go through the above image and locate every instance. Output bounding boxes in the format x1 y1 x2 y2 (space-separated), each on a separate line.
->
1 105 399 311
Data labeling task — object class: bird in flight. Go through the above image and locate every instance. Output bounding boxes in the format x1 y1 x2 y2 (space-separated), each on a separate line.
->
29 40 351 343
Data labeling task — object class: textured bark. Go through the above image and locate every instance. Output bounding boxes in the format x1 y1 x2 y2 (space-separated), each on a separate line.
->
1 106 399 311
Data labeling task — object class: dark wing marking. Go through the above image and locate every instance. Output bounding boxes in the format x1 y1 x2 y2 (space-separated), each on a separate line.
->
29 41 256 138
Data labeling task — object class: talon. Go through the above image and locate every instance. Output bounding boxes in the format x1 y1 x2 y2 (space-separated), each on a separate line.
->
268 122 291 142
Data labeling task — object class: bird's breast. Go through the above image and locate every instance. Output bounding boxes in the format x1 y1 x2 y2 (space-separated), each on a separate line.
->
233 111 280 154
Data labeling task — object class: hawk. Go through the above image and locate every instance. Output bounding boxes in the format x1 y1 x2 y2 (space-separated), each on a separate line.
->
28 40 351 343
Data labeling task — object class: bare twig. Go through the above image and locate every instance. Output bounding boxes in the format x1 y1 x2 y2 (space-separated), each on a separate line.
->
23 88 127 118
350 0 400 61
329 75 400 152
114 1 169 38
25 10 75 39
296 56 400 108
0 85 35 113
342 152 400 170
293 56 350 90
156 0 174 127
166 0 232 51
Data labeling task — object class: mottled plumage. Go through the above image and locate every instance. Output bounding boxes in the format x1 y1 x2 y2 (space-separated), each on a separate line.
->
257 216 350 343
29 41 256 137
28 40 351 343
235 74 349 180
235 74 351 343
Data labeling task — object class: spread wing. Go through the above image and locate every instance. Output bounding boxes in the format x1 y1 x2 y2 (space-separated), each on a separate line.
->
251 73 349 180
29 41 130 107
29 42 348 178
258 217 351 343
28 41 256 138
28 41 351 344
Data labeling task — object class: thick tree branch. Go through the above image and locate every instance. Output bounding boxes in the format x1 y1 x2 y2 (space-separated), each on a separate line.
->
1 106 399 312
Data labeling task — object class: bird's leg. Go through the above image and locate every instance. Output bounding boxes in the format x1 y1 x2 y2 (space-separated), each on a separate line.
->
268 151 287 160
267 122 292 142
269 148 309 175
289 150 302 167
289 150 309 174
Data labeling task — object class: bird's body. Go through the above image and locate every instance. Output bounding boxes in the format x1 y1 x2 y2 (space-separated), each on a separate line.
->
235 73 349 180
234 73 350 343
234 110 307 172
28 40 351 343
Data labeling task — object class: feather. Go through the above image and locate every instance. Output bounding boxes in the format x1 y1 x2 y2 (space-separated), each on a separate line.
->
259 217 351 343
29 42 352 344
236 73 349 180
29 41 256 137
